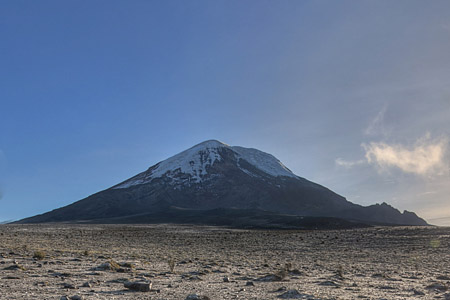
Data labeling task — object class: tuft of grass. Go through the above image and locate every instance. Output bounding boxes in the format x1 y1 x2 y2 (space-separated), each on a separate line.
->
109 260 121 271
335 265 345 280
167 257 175 273
33 250 46 260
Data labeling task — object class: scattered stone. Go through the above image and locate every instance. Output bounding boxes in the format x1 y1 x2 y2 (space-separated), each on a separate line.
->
3 276 20 279
185 294 210 300
255 274 284 282
318 280 339 287
82 281 93 288
62 283 76 289
289 269 303 276
108 277 129 284
246 281 254 286
223 276 230 282
4 264 26 271
60 297 69 300
271 287 287 293
278 289 315 299
437 275 450 280
92 260 123 272
94 261 133 273
412 289 425 295
188 275 202 281
426 283 448 292
70 296 83 300
123 280 151 292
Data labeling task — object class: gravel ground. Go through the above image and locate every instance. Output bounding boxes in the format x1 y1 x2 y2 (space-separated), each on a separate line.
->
0 224 449 299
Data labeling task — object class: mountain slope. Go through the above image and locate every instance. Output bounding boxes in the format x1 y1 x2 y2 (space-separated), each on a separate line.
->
17 140 428 226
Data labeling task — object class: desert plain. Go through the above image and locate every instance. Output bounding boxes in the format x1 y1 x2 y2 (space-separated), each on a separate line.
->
0 224 449 300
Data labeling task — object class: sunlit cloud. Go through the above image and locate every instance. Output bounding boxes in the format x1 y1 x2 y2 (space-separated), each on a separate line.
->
362 136 448 176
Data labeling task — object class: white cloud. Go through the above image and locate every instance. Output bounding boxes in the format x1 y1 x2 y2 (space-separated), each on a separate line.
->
362 136 448 176
335 158 365 168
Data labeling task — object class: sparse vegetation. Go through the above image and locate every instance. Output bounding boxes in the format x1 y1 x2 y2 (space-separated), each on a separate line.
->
33 250 46 260
167 257 175 273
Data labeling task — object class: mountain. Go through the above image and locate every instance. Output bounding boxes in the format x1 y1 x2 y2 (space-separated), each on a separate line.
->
17 140 427 226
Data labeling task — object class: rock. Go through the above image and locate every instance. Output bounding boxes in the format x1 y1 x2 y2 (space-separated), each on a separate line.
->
426 283 448 292
185 294 210 300
289 269 303 276
223 276 230 282
81 281 93 288
255 274 284 282
271 287 287 293
62 283 76 289
437 275 450 280
60 297 69 300
91 260 133 272
3 264 26 271
412 289 425 295
246 281 254 286
187 275 202 281
278 289 314 299
124 280 151 292
318 280 339 287
71 296 83 300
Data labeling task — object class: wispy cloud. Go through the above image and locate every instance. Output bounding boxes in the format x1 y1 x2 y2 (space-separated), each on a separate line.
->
364 105 389 136
335 158 365 168
362 135 448 176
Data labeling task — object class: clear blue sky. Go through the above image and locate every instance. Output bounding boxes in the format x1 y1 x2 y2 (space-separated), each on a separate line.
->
1 1 449 224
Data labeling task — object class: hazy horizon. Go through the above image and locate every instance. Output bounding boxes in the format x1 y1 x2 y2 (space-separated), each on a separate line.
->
1 1 449 225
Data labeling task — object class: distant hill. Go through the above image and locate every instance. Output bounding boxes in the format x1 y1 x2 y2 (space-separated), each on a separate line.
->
17 140 428 227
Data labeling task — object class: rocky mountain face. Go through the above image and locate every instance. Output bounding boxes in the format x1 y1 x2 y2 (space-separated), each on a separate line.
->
18 140 427 226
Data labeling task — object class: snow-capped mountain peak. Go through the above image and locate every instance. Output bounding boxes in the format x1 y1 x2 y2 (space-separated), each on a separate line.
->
114 140 297 189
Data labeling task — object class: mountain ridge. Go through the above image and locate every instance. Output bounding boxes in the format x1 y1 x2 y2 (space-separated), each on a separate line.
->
17 140 428 227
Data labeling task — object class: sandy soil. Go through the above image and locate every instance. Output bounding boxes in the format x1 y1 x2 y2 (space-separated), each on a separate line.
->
0 224 449 299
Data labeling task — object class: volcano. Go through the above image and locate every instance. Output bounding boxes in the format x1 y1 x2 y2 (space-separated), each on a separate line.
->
17 140 427 227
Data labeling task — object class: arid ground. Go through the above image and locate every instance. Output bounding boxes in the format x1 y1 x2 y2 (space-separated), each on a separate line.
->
0 224 449 299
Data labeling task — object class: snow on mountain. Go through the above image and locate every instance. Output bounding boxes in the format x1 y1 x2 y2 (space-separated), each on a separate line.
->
232 146 296 178
114 140 298 189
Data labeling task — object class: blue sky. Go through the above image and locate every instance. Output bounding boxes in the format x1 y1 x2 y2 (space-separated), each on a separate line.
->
1 1 449 224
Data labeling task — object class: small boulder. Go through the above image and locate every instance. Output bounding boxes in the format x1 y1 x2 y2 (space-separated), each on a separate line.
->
255 274 284 282
62 283 76 289
185 294 210 300
426 283 448 292
124 280 151 292
278 289 313 299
